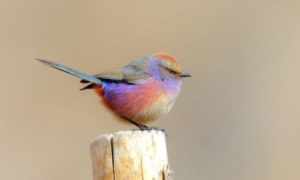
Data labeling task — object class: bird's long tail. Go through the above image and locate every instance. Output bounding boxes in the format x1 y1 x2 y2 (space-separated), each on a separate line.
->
37 58 102 84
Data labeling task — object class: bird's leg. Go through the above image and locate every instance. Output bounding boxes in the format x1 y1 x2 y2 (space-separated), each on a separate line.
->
124 118 164 132
136 124 151 131
124 118 149 130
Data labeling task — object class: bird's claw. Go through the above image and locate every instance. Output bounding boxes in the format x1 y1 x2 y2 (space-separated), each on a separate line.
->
133 126 168 137
136 126 164 132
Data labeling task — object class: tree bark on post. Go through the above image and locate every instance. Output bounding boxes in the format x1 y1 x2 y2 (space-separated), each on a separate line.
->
90 130 173 180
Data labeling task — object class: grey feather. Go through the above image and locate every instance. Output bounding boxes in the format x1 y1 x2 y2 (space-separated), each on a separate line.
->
37 58 102 84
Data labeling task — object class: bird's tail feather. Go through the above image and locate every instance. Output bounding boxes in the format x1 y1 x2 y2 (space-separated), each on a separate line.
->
79 83 94 91
37 58 102 84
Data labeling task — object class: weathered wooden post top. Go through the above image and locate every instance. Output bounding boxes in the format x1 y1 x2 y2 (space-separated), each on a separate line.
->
90 130 173 180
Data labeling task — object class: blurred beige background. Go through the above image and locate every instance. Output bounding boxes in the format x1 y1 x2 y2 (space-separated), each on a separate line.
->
1 0 300 180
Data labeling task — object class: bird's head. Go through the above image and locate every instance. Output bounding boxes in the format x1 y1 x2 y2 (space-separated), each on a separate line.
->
154 53 191 81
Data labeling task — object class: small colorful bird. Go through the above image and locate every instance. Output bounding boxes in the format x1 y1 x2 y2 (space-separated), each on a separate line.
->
37 53 190 130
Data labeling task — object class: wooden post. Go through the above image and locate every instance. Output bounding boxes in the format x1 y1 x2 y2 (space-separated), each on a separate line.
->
90 130 173 180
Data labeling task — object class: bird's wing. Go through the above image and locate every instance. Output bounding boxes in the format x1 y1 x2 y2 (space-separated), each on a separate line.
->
80 69 123 83
81 56 152 84
80 68 149 84
96 69 124 81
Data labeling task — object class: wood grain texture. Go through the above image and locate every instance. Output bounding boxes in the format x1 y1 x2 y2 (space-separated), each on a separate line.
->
90 130 173 180
90 134 114 180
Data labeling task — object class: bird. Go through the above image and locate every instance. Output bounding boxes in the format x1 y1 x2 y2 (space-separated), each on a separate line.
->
37 53 191 130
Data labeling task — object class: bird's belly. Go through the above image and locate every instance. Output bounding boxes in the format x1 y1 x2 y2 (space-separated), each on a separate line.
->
94 80 180 124
134 93 177 124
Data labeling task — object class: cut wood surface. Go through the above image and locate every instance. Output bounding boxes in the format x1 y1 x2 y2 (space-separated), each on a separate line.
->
90 130 173 180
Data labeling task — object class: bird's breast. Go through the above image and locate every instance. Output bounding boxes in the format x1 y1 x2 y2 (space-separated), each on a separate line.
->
93 78 181 124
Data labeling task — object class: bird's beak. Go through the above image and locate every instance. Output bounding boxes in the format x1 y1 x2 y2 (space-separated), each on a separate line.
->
179 72 191 77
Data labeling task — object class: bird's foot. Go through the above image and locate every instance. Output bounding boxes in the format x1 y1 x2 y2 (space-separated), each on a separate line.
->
132 124 168 137
124 117 165 133
134 125 165 132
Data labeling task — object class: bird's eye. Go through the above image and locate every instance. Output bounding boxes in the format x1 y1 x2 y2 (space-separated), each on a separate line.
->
167 68 176 74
